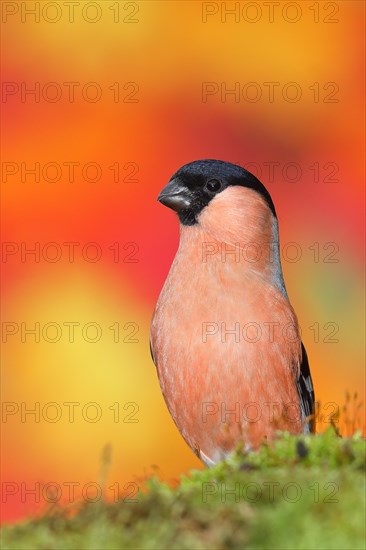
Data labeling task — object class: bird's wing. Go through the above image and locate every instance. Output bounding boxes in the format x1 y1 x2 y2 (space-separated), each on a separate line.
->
149 338 156 366
296 342 315 433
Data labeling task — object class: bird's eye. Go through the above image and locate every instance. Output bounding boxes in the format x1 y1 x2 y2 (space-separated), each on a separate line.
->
205 179 222 193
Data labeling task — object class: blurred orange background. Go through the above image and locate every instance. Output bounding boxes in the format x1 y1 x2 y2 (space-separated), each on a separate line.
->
1 0 365 522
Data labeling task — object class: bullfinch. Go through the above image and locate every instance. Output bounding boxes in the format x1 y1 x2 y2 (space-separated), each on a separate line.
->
150 160 315 466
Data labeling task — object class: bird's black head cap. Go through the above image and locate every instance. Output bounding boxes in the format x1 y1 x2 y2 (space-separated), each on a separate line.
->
158 159 276 226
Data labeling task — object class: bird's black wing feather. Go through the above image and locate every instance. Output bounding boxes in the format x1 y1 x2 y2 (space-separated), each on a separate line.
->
296 342 315 432
150 339 156 365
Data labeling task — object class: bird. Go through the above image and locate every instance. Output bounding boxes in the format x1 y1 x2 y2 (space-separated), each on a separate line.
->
150 159 315 466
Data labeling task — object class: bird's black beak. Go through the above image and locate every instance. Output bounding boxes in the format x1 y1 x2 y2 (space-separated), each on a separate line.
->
157 179 191 212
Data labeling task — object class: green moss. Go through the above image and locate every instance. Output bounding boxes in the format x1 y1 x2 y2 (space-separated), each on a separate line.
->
2 430 365 550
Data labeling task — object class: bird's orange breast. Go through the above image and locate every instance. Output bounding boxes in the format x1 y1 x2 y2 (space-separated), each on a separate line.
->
151 190 303 464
